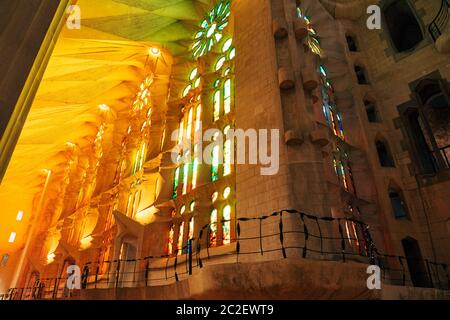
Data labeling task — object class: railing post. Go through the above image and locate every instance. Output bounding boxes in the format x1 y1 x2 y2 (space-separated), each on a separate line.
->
94 265 99 289
115 260 121 288
338 219 346 262
425 259 434 288
144 259 149 287
197 228 203 268
188 239 193 275
279 211 287 259
300 213 308 258
398 257 406 286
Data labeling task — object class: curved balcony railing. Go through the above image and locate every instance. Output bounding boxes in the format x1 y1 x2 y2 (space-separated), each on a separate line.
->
429 0 449 42
1 209 449 300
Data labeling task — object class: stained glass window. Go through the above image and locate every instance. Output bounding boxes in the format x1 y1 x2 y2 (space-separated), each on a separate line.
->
212 145 220 181
340 162 349 191
337 113 345 139
133 76 153 111
186 108 193 141
188 218 194 240
178 119 184 144
212 192 219 203
183 85 192 97
215 57 226 71
192 0 231 59
223 205 231 245
222 38 232 52
214 90 221 121
195 105 202 133
224 79 231 114
223 125 231 176
168 225 175 255
177 222 185 255
229 48 235 60
210 209 218 247
223 187 231 199
173 167 180 199
182 162 189 194
192 157 199 189
190 68 198 81
296 5 322 56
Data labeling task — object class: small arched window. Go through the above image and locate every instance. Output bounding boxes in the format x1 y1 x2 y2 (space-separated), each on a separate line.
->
364 99 380 123
383 0 423 53
346 34 358 52
355 66 369 85
376 140 395 167
389 188 409 219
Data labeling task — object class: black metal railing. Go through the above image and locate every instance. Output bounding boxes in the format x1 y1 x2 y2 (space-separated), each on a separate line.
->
2 209 449 300
429 0 449 42
437 144 450 168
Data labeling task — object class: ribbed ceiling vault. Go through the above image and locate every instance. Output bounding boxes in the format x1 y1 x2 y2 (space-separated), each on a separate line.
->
0 0 210 255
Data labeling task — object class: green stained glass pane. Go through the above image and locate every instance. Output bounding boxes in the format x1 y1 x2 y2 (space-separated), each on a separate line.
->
172 167 180 198
210 209 218 246
218 22 228 30
223 205 231 244
224 139 231 176
215 57 226 71
191 0 232 59
229 48 235 59
212 145 219 181
215 33 223 42
222 38 233 52
224 79 231 114
189 68 198 81
183 163 189 194
192 158 199 189
183 85 191 97
213 90 221 121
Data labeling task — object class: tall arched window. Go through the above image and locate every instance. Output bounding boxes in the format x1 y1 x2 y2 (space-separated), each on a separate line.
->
211 133 220 181
210 209 218 247
389 188 409 219
172 166 180 199
376 140 395 167
182 162 189 194
192 149 199 190
224 78 232 114
167 225 175 255
223 205 231 245
383 0 423 53
188 217 194 241
177 222 185 255
223 125 232 176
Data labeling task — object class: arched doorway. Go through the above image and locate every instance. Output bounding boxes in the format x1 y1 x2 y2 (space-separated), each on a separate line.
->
118 241 137 288
383 0 424 52
401 237 431 288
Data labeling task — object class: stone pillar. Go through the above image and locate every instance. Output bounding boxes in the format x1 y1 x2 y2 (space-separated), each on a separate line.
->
0 0 71 182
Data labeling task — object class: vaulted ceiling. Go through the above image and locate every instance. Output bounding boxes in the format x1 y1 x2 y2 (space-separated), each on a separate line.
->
0 0 212 255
